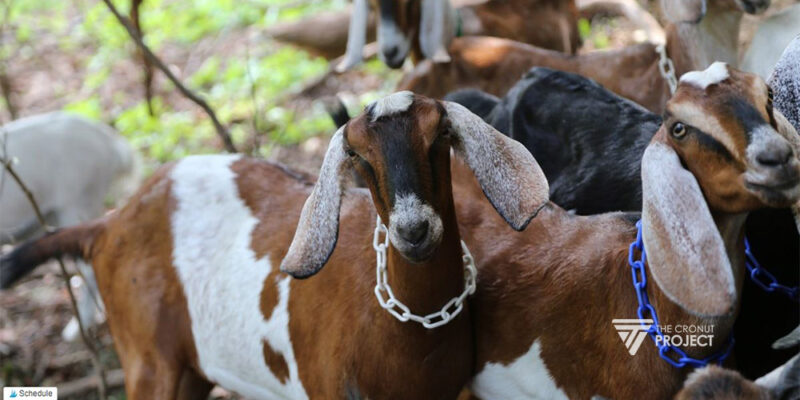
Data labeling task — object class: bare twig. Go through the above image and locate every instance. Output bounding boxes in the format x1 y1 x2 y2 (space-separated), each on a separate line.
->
0 0 18 120
0 151 108 399
129 0 155 117
100 0 238 153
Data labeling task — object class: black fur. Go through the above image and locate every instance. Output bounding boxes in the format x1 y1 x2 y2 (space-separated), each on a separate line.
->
443 89 502 123
447 67 799 378
0 231 63 289
324 96 351 128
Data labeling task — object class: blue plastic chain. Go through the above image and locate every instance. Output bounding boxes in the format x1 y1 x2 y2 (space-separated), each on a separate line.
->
627 220 734 368
744 238 800 302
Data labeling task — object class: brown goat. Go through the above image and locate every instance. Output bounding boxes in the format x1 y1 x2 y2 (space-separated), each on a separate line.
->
451 64 800 399
338 0 581 71
398 0 770 111
0 92 547 399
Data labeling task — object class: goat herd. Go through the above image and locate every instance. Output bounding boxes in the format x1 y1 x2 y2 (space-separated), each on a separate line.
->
1 0 800 399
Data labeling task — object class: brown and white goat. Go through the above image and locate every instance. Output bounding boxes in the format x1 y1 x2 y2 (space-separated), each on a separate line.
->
450 64 800 399
398 0 769 111
0 92 547 399
337 0 581 71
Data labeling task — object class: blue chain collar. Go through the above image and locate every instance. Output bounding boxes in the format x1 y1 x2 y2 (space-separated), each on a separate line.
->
744 238 800 302
627 220 734 368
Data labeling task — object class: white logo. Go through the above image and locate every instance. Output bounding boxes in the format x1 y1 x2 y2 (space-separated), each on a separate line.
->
3 387 57 400
612 318 653 355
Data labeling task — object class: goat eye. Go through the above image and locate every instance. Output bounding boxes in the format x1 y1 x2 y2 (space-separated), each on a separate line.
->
767 87 774 106
671 122 687 138
346 149 357 158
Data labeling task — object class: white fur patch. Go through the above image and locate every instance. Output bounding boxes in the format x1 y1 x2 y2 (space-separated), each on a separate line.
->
170 155 309 400
680 62 730 89
470 340 569 400
369 91 414 121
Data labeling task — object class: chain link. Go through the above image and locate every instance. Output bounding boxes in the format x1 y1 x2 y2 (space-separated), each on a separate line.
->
372 215 477 329
744 239 800 302
656 44 678 95
628 220 734 368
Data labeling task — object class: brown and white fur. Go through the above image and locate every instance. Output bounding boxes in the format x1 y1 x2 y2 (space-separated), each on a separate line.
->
398 0 769 111
0 92 548 399
451 64 800 399
337 0 581 71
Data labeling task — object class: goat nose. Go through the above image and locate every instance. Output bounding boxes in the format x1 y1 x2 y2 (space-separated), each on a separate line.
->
383 46 399 61
756 145 793 168
398 220 428 245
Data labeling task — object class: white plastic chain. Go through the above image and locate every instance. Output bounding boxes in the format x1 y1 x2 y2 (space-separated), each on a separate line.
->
372 215 477 329
656 44 678 95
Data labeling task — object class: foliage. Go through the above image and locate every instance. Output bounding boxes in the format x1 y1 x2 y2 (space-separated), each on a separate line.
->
3 0 399 169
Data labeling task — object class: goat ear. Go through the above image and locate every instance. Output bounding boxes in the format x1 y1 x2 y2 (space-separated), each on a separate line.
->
772 111 800 234
419 0 454 63
661 0 707 23
281 128 349 278
774 110 800 159
336 0 369 72
641 139 736 317
756 354 800 399
443 101 549 231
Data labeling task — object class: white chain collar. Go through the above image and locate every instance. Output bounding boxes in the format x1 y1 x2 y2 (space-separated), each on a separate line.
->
656 44 678 95
372 215 477 329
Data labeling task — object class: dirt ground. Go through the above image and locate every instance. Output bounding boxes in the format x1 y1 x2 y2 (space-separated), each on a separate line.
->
1 0 798 398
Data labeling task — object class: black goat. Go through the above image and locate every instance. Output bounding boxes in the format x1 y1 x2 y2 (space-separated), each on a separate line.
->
443 67 799 379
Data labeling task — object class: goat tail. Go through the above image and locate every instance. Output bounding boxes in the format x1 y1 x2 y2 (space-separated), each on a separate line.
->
324 96 351 128
0 220 105 289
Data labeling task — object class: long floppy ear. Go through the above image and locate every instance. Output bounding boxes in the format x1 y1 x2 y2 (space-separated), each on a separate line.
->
443 101 548 231
641 139 736 317
774 110 800 158
756 354 800 400
769 37 800 233
336 0 369 72
660 0 707 23
419 0 454 63
773 109 800 236
281 128 349 278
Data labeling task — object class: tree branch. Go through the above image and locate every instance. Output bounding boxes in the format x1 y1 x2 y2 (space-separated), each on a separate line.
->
100 0 238 153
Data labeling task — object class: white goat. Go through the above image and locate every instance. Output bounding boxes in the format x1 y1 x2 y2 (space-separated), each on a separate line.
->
0 112 138 340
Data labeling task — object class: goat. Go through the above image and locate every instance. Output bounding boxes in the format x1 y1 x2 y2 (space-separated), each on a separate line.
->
337 0 581 71
398 0 768 111
0 112 138 340
448 64 800 378
0 92 547 399
449 64 800 399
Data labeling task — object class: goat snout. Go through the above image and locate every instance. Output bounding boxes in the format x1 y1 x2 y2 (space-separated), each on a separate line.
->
378 22 410 69
745 127 800 204
381 46 406 69
388 195 444 263
755 143 793 168
397 220 429 245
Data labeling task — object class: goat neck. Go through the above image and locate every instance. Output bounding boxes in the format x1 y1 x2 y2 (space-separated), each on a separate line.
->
385 184 466 314
666 5 743 75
